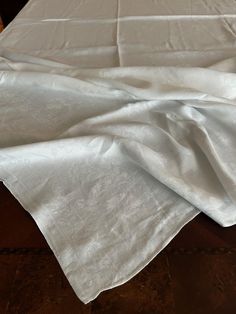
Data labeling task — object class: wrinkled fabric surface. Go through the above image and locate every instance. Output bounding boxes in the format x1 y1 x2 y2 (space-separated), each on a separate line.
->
1 0 236 304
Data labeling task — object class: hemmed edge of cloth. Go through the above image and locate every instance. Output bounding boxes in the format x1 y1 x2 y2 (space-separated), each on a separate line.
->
1 171 199 304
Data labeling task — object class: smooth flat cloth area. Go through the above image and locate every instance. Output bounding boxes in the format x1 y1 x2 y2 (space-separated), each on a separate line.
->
1 0 236 304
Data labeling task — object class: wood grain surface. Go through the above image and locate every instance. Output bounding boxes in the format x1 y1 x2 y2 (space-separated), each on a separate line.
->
0 17 3 32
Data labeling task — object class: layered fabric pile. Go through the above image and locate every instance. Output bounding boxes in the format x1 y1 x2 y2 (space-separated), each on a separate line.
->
1 0 236 303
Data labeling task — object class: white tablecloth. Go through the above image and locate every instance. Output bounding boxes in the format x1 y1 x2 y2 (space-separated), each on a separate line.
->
1 0 236 303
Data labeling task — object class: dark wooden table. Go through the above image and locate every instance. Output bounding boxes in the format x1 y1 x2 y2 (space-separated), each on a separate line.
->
0 0 29 27
1 182 236 314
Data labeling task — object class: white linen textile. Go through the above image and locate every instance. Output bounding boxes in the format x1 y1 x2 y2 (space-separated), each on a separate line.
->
1 0 236 304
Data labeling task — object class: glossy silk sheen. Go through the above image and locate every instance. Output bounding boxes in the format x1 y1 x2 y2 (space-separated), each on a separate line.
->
1 0 236 304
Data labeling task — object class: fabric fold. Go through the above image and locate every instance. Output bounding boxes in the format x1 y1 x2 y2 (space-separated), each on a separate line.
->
1 51 236 302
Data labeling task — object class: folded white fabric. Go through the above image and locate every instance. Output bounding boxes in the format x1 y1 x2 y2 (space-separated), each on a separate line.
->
1 0 236 304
